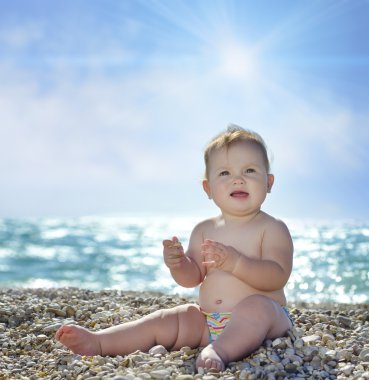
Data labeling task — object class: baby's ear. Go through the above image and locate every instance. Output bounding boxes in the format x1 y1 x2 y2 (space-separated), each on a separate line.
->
202 179 212 199
267 174 274 193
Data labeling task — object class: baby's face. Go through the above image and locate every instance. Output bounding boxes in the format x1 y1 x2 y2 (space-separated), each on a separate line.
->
203 141 273 217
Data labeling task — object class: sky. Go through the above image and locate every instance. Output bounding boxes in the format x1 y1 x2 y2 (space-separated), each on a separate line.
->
0 0 368 220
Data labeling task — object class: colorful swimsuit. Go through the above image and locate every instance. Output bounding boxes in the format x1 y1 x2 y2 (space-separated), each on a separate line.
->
203 307 293 342
202 311 232 342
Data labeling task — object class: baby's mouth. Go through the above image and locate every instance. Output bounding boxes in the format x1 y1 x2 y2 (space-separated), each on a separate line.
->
230 191 249 198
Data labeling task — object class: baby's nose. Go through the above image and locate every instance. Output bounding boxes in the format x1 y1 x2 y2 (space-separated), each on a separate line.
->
233 176 244 184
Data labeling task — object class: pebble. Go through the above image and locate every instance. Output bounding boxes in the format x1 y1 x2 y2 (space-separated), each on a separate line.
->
149 345 168 355
0 288 368 380
150 369 171 379
360 348 369 361
302 334 321 344
337 315 352 328
43 322 63 332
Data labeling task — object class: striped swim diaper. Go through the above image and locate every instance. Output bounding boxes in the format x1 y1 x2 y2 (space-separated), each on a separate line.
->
202 306 293 342
202 311 232 342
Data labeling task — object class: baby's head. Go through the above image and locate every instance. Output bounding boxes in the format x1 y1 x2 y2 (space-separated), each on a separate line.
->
204 125 271 179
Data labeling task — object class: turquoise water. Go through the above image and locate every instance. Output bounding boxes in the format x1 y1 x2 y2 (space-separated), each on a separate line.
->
0 216 368 303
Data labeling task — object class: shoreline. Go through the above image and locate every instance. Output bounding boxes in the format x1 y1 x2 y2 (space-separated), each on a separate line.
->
0 288 368 379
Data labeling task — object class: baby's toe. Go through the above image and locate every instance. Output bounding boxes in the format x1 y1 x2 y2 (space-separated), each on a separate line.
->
55 325 67 340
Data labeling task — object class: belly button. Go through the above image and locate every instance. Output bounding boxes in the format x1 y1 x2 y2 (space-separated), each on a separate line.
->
215 299 222 305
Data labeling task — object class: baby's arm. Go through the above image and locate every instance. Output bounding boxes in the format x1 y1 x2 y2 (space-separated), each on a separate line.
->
163 224 206 288
202 220 293 291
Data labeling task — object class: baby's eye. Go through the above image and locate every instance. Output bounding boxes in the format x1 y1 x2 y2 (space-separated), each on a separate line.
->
219 170 230 176
245 168 255 174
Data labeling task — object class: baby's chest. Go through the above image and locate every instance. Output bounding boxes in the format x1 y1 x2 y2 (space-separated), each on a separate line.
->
206 230 263 259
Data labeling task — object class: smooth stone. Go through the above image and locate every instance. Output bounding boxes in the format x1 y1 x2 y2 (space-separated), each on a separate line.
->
340 364 355 376
293 338 304 348
324 349 337 360
46 307 67 317
302 335 321 344
65 305 76 317
321 333 335 344
286 354 303 365
43 323 63 332
337 349 352 361
311 355 322 370
150 369 171 379
359 348 369 361
272 338 286 349
36 334 48 342
337 315 352 328
149 345 168 355
268 354 281 363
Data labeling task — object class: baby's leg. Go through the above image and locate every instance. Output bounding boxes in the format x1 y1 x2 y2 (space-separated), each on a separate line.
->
196 295 292 371
56 304 208 356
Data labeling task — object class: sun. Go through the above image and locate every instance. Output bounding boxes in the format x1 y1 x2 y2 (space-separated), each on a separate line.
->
216 40 259 82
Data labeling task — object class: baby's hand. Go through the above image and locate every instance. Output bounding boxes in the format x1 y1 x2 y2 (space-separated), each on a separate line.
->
201 239 240 272
163 236 185 269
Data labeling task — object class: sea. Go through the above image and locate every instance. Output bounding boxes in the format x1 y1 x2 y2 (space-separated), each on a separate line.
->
0 215 368 304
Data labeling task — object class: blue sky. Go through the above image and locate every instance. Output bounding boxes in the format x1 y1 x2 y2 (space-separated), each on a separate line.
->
0 0 368 220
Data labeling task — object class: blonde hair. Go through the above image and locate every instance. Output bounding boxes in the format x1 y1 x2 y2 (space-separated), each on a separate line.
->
204 125 271 179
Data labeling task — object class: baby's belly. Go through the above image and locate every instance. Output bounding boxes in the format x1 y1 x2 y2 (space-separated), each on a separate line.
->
199 270 287 312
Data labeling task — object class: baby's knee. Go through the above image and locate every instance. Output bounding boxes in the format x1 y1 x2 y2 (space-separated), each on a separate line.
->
153 304 204 350
151 304 200 324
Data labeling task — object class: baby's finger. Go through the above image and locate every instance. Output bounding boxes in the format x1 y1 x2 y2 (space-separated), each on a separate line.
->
170 236 183 249
201 250 211 262
169 251 184 259
202 260 216 268
163 239 174 247
201 240 213 249
172 242 182 249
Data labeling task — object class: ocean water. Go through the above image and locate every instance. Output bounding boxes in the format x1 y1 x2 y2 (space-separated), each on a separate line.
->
0 216 368 304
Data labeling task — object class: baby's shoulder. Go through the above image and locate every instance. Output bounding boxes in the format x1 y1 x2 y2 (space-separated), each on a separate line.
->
192 217 217 233
191 216 222 238
259 212 291 235
188 217 217 247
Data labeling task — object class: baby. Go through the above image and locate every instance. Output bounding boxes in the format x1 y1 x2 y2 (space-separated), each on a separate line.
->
55 125 294 372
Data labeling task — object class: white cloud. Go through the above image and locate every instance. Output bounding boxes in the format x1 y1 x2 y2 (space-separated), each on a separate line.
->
1 55 366 192
1 1 368 218
0 21 44 49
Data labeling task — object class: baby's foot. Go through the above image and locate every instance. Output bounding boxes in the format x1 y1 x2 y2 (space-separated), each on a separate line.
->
196 344 225 372
55 325 102 356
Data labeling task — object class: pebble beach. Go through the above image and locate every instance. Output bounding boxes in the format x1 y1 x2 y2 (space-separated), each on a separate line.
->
0 288 368 380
